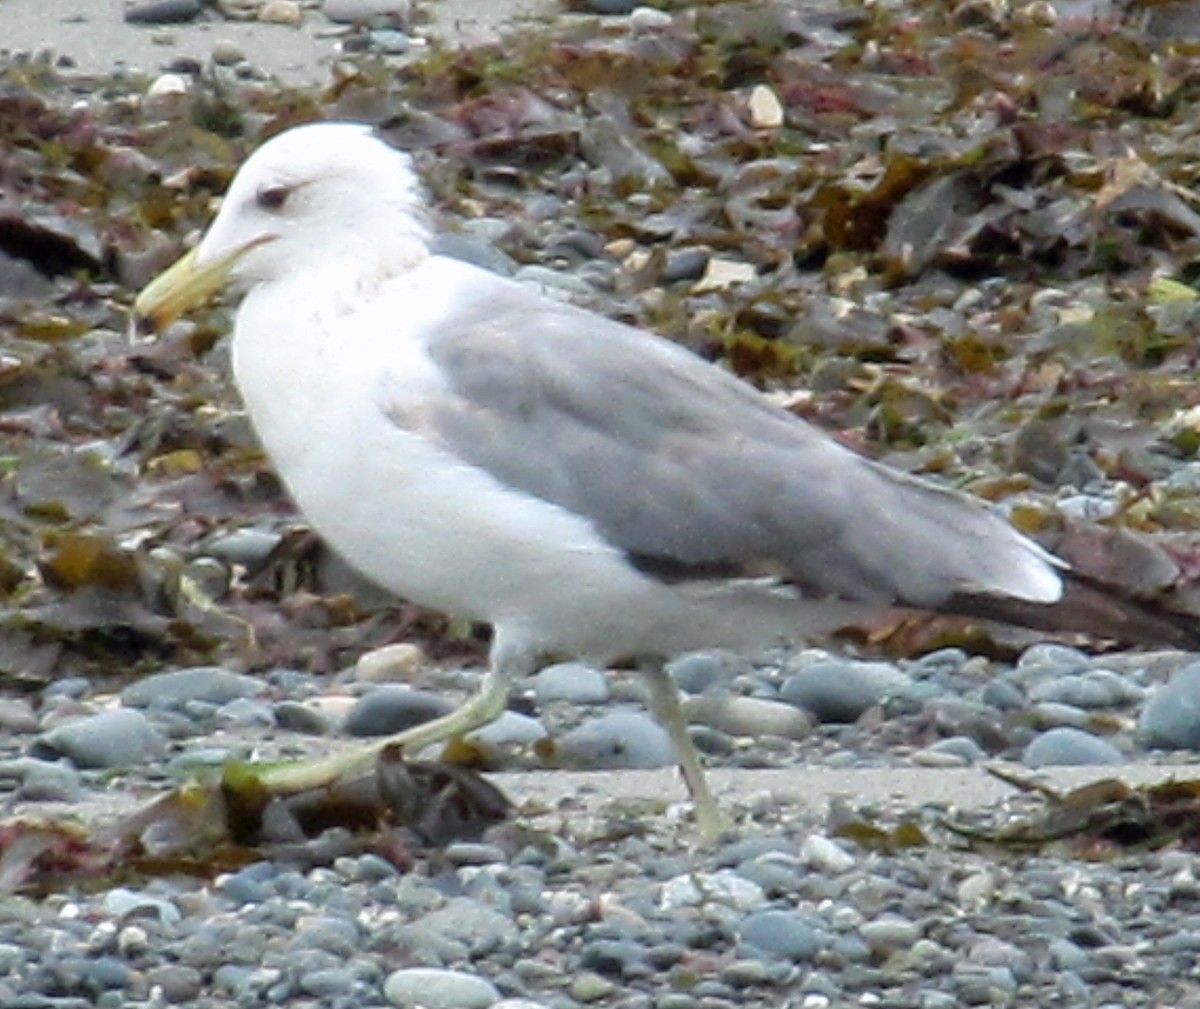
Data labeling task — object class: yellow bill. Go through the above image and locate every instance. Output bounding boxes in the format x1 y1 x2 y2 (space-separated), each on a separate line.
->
132 236 271 336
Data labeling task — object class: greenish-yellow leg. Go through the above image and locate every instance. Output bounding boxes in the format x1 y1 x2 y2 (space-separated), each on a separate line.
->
640 662 726 842
261 662 517 794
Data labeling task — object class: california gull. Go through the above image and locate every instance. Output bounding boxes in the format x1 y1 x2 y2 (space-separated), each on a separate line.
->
133 122 1197 838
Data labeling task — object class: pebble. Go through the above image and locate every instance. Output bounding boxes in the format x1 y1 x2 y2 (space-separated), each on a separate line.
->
354 642 428 683
33 708 167 769
258 0 302 24
799 834 856 874
781 659 910 723
340 685 455 736
533 662 610 704
120 667 266 709
323 0 411 23
555 710 675 770
1138 663 1200 748
629 6 674 31
383 968 500 1009
747 84 784 129
666 651 732 693
739 909 821 961
683 694 811 740
123 0 203 23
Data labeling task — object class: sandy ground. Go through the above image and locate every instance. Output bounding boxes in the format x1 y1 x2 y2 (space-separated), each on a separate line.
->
0 0 558 85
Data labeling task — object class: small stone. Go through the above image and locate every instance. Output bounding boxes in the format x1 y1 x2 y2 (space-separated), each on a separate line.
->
739 909 821 961
273 700 333 735
913 735 987 767
584 0 637 11
124 0 203 23
799 834 855 874
860 914 921 950
34 709 167 769
146 72 189 99
555 710 674 770
693 257 756 293
383 968 499 1009
533 662 610 704
1022 726 1125 767
354 642 428 683
660 869 764 911
210 41 245 65
570 972 617 1001
0 698 38 734
748 84 784 128
145 964 203 1003
341 686 454 737
782 659 909 723
370 29 411 54
103 887 182 924
121 668 266 709
1139 663 1200 749
258 0 302 23
204 527 281 566
466 710 548 751
682 695 811 741
323 0 411 23
630 6 673 30
414 896 519 951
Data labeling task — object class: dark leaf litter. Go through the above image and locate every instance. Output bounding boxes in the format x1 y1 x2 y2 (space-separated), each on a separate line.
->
6 0 1200 1006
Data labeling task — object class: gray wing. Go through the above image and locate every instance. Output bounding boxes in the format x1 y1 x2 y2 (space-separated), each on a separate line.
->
384 275 1061 608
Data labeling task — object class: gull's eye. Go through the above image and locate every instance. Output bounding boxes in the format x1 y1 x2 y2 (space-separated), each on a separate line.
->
256 185 292 211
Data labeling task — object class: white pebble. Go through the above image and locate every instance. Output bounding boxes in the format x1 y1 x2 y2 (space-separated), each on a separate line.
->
800 833 855 874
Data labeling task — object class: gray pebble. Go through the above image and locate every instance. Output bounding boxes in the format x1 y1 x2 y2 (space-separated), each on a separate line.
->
666 651 733 694
860 913 921 950
124 0 203 23
121 667 266 709
273 700 333 734
1029 700 1090 729
341 686 454 737
298 967 357 997
1139 663 1200 749
555 710 674 770
738 909 821 961
0 698 39 733
1029 670 1141 709
34 708 167 769
323 0 411 24
203 527 282 566
370 29 411 54
922 735 987 765
1023 728 1125 767
533 662 610 704
414 897 519 953
383 967 500 1009
145 964 203 1002
980 679 1024 711
781 659 909 722
583 0 638 12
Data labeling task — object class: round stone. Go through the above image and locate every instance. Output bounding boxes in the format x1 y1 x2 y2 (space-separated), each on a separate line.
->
383 968 500 1009
1139 663 1200 749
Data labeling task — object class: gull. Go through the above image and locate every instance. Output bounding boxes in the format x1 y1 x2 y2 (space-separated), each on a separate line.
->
134 122 1196 838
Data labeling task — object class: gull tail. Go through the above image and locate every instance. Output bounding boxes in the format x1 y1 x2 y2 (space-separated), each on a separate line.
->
945 574 1200 651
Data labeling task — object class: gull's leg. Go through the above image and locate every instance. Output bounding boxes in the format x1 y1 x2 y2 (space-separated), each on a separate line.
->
260 639 535 794
639 661 725 842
